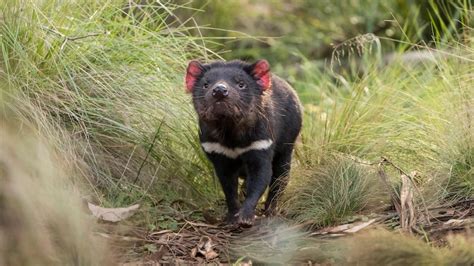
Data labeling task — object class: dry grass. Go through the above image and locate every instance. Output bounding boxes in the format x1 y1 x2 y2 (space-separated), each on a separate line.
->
0 123 112 265
346 229 474 265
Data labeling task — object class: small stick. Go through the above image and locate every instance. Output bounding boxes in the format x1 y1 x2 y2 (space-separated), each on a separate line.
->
380 156 432 226
377 160 402 215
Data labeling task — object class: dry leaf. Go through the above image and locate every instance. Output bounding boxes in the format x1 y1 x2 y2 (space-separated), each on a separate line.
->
190 247 197 258
88 202 140 222
444 219 465 226
314 219 376 235
204 250 218 260
344 219 376 233
194 236 219 260
400 174 416 231
328 224 351 233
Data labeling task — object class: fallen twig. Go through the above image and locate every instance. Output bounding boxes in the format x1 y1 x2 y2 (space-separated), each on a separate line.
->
380 156 432 226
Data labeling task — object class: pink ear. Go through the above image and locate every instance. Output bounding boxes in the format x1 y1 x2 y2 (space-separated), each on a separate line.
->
251 60 271 91
185 61 204 93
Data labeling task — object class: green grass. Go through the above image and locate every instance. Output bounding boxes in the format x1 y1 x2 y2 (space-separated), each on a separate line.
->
443 134 474 200
176 0 472 65
279 25 473 226
284 156 383 226
0 0 222 228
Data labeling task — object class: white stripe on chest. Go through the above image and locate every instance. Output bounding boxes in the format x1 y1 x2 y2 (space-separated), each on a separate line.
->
201 139 273 159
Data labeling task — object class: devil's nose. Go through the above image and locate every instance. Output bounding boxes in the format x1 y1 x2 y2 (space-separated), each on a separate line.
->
212 84 228 99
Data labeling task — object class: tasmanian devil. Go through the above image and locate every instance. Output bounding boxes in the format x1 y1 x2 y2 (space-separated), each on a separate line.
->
185 59 302 226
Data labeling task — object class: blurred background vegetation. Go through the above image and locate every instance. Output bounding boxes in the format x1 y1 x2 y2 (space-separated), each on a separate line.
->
0 0 472 264
175 0 472 65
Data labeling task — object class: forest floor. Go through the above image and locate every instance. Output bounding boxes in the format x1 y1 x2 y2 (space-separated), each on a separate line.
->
108 198 473 264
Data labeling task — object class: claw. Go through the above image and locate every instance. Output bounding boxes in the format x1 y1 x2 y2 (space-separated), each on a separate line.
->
238 217 254 228
236 209 256 227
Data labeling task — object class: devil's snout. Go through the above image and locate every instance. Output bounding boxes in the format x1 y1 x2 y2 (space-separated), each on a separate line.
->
212 83 228 100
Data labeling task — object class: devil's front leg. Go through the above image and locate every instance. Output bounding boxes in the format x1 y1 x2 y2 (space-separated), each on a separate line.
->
208 154 241 224
238 151 273 226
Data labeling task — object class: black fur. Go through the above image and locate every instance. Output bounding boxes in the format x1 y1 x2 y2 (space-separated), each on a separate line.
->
187 60 302 226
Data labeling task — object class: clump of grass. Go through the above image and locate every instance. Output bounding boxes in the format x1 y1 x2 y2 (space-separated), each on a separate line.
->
440 84 474 200
287 29 473 226
294 31 473 206
0 0 219 225
284 156 383 227
0 125 112 265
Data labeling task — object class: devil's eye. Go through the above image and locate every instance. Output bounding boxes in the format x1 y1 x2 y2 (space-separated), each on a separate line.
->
203 83 209 89
238 81 245 88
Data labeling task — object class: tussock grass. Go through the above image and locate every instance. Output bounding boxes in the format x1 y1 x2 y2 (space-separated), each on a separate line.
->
286 31 473 225
284 156 383 226
0 0 219 225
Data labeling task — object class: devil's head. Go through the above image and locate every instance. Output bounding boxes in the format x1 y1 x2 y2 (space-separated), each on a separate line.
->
185 60 271 123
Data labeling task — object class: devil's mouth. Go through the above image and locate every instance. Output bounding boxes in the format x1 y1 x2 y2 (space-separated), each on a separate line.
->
212 101 229 114
198 100 244 122
213 97 227 104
